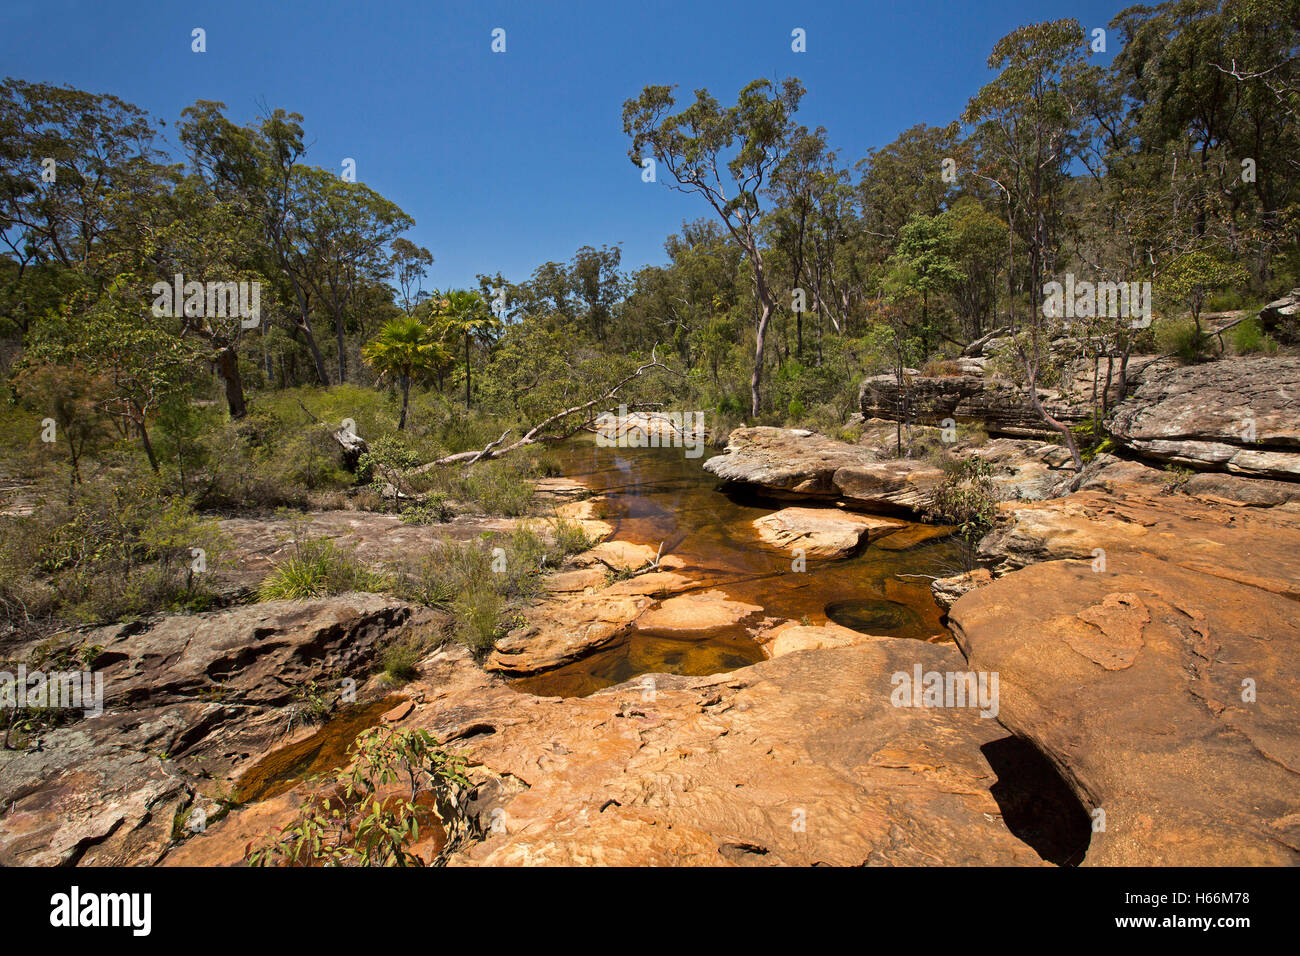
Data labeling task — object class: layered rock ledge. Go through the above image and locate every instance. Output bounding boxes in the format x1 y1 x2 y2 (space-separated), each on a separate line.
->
1106 356 1300 479
0 594 429 866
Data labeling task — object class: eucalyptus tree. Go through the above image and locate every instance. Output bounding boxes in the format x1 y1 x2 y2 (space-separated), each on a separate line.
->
804 163 868 344
619 219 744 370
569 244 624 342
1111 0 1300 281
964 19 1089 470
287 165 413 382
624 77 805 418
855 124 962 244
0 78 164 280
179 102 333 385
941 198 1007 341
21 275 202 472
0 79 176 345
388 237 433 314
149 178 266 418
888 212 964 354
766 127 833 358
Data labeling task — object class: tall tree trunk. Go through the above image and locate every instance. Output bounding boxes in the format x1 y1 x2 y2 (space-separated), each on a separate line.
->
302 322 331 386
921 288 930 357
464 330 472 410
292 284 330 385
334 305 348 383
399 374 410 430
751 297 772 419
216 347 247 419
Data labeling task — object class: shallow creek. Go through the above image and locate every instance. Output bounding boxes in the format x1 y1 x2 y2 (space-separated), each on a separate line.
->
233 438 967 804
513 437 965 698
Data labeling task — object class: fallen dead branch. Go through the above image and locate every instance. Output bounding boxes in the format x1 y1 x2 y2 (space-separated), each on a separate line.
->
419 347 678 469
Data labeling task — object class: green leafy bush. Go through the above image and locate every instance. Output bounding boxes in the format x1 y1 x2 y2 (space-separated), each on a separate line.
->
0 473 230 631
247 726 469 867
1155 317 1210 364
258 524 394 601
401 493 454 524
1229 317 1277 355
451 588 504 653
382 635 426 684
389 518 592 658
924 456 999 550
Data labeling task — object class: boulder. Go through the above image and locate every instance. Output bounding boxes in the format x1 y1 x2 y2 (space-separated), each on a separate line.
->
766 622 873 657
633 590 763 633
950 559 1300 865
1259 289 1300 344
752 507 908 558
967 438 1077 501
833 459 947 512
872 522 954 551
447 640 1074 866
87 593 414 708
0 595 422 866
930 569 993 612
488 591 652 676
702 426 877 499
705 427 1085 516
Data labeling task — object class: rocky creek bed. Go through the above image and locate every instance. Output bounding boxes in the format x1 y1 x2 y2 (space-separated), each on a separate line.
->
2 356 1298 866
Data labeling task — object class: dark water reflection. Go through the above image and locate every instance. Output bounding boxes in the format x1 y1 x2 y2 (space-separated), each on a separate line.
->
514 437 965 698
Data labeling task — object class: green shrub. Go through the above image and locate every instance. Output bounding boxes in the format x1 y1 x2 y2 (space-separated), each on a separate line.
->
0 473 230 631
389 520 590 658
452 588 504 653
258 527 393 601
401 493 454 524
1155 317 1210 364
462 460 534 516
548 518 594 561
382 636 424 684
924 456 999 551
247 726 469 867
1162 463 1194 494
523 448 563 477
716 395 745 418
1071 419 1117 464
1229 317 1277 355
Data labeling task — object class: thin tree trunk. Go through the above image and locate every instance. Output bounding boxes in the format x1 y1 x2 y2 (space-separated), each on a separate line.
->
751 298 772 419
335 305 348 383
137 418 160 473
1024 361 1082 472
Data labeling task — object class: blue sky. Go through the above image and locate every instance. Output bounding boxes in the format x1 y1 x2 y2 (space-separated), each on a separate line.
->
2 0 1124 291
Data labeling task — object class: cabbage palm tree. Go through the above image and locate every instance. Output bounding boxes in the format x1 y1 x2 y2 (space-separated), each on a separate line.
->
438 290 499 410
362 315 448 429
